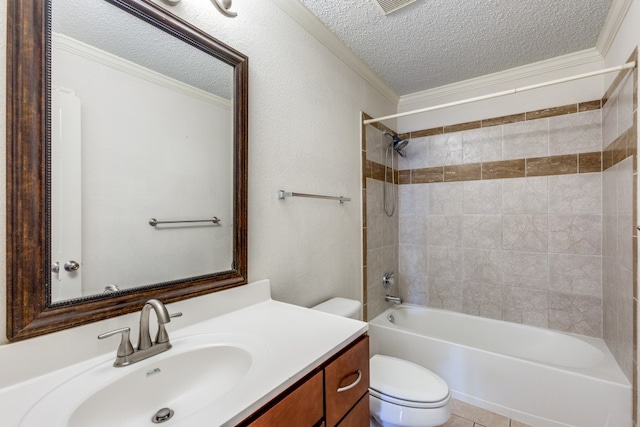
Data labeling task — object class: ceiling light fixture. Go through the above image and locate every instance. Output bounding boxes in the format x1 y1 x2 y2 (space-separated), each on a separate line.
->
210 0 237 18
162 0 237 18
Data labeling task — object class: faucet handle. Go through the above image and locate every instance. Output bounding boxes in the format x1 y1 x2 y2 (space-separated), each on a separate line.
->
170 312 183 319
98 327 134 357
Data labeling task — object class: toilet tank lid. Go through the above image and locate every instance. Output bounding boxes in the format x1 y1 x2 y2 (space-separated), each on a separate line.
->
311 297 361 318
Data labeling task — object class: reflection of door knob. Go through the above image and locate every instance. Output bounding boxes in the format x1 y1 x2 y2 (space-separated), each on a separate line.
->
64 261 80 271
51 262 60 273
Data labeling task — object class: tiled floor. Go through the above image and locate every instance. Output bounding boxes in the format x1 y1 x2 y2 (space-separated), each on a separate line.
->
439 399 533 427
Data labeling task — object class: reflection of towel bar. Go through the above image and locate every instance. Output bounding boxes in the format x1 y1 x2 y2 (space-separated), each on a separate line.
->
278 190 351 204
149 217 221 227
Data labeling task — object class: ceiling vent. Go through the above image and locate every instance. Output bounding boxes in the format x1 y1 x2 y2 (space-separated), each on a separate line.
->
372 0 418 15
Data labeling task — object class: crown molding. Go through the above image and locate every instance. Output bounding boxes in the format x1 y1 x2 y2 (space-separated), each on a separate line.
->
53 33 232 109
596 0 634 57
269 0 630 110
269 0 400 105
399 48 604 107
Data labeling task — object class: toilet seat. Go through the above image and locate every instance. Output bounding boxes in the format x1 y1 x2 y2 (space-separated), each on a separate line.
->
370 355 450 409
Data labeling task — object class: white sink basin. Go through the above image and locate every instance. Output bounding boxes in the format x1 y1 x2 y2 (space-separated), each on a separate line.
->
20 333 265 427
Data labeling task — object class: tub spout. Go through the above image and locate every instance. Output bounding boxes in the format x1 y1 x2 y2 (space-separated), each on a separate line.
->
385 295 402 304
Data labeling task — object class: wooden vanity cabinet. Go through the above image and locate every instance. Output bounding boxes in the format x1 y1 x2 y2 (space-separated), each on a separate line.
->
240 334 369 427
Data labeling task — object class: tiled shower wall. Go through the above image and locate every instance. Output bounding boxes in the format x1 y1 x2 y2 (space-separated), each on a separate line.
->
601 55 637 385
363 50 638 422
362 117 399 321
395 106 605 337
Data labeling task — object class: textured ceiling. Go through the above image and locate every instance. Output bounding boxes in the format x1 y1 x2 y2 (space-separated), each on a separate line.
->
53 0 233 100
298 0 614 96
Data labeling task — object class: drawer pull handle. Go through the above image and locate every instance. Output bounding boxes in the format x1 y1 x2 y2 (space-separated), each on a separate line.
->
337 370 362 393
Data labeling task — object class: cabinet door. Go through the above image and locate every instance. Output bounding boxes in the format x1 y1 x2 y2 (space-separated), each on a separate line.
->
247 371 324 427
325 336 370 426
336 393 370 427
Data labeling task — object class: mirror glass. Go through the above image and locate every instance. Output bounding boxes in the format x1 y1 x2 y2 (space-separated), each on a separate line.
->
6 0 248 341
50 0 234 302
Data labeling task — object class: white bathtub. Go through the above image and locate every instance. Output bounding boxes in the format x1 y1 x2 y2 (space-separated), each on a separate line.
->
368 305 631 427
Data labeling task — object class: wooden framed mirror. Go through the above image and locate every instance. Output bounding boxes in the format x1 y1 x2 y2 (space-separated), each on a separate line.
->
6 0 248 341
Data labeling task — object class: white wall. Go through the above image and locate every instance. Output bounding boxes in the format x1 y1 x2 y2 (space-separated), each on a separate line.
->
0 0 396 344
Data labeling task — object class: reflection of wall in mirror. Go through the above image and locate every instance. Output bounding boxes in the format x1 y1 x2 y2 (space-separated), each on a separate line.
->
52 34 234 298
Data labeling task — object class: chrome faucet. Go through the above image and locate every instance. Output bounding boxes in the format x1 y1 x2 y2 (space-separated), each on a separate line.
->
385 295 402 304
98 299 182 367
383 272 402 304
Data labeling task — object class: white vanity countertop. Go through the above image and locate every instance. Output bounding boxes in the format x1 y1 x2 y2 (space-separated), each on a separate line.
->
176 299 368 426
0 280 367 426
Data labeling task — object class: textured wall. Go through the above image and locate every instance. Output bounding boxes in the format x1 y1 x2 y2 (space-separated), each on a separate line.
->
0 0 396 344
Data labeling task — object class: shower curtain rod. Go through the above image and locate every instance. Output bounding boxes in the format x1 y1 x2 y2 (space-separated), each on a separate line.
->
363 61 637 125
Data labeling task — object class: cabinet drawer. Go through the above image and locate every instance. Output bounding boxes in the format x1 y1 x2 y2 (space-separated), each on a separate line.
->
336 393 370 427
325 335 370 427
247 371 324 427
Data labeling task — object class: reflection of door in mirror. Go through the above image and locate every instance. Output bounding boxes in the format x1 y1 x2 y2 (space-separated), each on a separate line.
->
51 88 83 301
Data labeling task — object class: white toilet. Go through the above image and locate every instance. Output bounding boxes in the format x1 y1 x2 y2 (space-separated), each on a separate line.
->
311 298 451 427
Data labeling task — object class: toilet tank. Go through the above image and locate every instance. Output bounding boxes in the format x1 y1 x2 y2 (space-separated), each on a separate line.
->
311 297 361 320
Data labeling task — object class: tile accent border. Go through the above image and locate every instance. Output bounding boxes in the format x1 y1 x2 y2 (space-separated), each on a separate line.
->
398 100 602 140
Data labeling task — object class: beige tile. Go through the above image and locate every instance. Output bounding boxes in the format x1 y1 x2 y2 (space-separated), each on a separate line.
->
429 277 463 311
526 154 577 177
578 100 602 112
548 292 603 337
526 103 577 120
439 414 474 427
412 166 444 184
450 400 510 427
462 282 502 320
429 215 463 247
411 127 443 138
463 180 502 214
502 214 548 252
502 250 549 290
398 169 411 184
462 126 503 164
501 119 549 161
445 120 482 133
463 249 502 285
502 287 548 328
502 176 548 214
444 163 482 182
548 214 602 255
578 151 602 173
482 113 525 127
482 159 526 180
463 215 502 250
549 110 602 155
548 173 602 214
429 132 463 167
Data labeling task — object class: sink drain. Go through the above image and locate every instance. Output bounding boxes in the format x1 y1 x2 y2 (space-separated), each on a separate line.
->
151 407 174 424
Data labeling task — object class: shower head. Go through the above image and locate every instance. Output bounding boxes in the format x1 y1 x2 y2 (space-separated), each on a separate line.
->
383 130 409 157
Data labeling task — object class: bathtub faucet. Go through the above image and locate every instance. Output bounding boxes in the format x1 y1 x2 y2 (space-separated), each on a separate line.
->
385 295 402 304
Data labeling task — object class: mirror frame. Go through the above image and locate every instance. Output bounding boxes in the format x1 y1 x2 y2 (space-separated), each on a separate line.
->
6 0 249 341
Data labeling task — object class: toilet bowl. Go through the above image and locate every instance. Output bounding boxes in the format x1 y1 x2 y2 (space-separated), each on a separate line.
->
369 354 450 427
311 298 451 427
